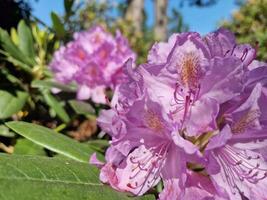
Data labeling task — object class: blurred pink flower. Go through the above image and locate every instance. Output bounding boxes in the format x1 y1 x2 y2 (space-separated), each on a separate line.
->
49 26 136 104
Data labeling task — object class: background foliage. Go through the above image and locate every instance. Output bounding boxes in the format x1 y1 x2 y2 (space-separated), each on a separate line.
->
222 0 267 60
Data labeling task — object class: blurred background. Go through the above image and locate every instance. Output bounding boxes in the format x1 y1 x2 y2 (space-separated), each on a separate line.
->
2 0 265 63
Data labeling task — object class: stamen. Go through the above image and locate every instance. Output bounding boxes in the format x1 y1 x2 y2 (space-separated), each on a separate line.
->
224 49 231 57
173 83 200 127
240 48 248 62
179 52 201 90
215 145 267 196
144 110 164 133
127 143 170 195
230 45 237 56
181 95 191 127
225 45 251 64
174 84 186 105
231 109 261 134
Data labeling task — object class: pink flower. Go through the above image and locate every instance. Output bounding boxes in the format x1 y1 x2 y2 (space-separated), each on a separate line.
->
49 26 136 104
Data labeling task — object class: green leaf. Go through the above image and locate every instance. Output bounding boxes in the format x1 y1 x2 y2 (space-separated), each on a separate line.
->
85 140 109 153
0 49 33 73
31 80 76 92
5 121 101 163
51 12 65 38
0 125 15 137
0 28 35 68
42 90 70 123
64 0 74 13
10 27 19 45
69 100 95 115
0 154 155 200
14 139 46 156
17 20 35 59
87 139 109 148
0 90 28 119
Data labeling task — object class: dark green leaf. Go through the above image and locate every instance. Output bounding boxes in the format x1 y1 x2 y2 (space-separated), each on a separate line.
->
0 68 26 89
69 100 95 115
0 90 28 119
51 12 65 38
17 20 35 59
31 80 76 92
42 90 70 123
0 49 33 73
5 121 101 162
0 28 35 68
0 154 155 200
14 139 46 156
64 0 74 13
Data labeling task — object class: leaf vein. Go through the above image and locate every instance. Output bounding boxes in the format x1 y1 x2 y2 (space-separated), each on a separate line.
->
0 176 103 186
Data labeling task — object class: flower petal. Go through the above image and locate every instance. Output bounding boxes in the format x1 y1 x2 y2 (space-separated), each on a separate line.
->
116 145 162 195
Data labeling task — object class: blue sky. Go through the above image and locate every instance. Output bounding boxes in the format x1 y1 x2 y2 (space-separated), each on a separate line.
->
29 0 239 35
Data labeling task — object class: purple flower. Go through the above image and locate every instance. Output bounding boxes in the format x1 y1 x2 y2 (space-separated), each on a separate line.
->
159 171 224 200
204 83 267 200
204 28 256 66
135 32 245 136
92 28 267 200
49 26 136 104
95 96 201 196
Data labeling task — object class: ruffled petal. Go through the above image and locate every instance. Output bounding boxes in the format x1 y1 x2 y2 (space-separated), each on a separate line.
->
206 125 232 151
186 97 219 136
200 57 244 103
204 28 236 57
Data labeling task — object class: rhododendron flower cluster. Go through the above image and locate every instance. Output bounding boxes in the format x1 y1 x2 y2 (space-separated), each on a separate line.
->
91 29 267 200
49 26 136 104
